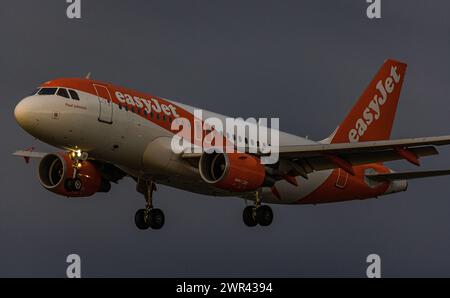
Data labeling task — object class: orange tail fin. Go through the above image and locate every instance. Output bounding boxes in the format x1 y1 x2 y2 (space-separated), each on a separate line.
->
330 59 407 144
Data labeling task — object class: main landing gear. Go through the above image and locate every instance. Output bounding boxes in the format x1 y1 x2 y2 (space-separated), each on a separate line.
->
134 180 165 230
242 190 273 227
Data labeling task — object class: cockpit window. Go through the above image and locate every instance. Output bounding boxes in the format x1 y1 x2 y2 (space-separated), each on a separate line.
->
68 89 80 100
57 88 70 99
38 88 57 95
56 88 70 98
31 88 41 95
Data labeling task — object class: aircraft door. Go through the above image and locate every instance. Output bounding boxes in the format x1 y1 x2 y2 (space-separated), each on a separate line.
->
94 84 113 124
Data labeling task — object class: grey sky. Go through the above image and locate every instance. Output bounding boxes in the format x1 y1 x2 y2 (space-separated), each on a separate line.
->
1 0 450 277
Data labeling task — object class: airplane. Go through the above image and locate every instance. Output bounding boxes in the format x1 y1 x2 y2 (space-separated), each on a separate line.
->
13 59 450 230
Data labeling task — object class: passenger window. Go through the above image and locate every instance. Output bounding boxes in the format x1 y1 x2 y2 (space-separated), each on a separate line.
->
38 88 57 95
68 90 80 100
57 88 70 99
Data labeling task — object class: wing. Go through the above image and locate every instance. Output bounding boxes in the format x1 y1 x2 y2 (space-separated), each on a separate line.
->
272 135 450 176
366 169 450 182
181 135 450 179
13 149 48 163
277 135 450 157
13 150 47 158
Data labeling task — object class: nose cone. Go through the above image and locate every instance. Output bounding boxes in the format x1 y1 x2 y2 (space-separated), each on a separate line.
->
14 97 39 132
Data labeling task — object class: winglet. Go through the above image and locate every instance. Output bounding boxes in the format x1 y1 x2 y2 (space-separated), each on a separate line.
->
23 147 34 164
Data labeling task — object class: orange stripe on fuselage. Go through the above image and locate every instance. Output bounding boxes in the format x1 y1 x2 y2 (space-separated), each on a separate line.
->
41 78 228 148
42 78 191 132
297 163 391 204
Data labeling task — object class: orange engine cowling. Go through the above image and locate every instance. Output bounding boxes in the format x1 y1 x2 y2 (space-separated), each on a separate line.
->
38 153 110 197
199 152 266 192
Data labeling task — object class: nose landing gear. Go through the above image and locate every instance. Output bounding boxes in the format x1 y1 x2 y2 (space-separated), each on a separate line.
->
242 190 273 227
134 180 165 230
64 177 83 192
64 150 88 192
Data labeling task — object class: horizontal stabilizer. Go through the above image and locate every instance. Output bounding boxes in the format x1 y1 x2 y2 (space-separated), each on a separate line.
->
366 169 450 182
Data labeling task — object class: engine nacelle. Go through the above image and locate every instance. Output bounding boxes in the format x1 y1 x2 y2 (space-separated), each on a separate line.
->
199 152 267 192
38 153 110 197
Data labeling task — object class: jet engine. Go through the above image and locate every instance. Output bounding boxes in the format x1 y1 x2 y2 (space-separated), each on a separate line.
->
199 152 270 192
38 153 111 197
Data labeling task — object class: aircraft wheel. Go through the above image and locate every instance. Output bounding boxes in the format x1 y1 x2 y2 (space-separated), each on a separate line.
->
64 178 82 192
243 206 257 227
135 209 151 230
72 178 82 191
149 208 165 230
256 205 273 226
64 179 74 192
